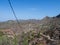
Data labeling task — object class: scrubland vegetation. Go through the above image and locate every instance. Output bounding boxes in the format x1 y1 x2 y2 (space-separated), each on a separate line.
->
0 14 60 45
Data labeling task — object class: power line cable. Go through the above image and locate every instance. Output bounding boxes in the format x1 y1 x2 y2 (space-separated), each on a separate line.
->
8 0 22 30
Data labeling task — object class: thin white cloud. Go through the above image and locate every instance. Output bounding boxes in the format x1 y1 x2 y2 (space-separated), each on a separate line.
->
27 8 37 11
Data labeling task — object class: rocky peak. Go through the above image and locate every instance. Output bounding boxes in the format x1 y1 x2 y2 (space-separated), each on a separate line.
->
56 14 60 18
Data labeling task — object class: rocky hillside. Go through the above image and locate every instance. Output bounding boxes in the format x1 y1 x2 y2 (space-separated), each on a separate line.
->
0 14 60 45
0 14 60 33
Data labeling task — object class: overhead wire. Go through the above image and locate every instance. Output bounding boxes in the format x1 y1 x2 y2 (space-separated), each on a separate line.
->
8 0 22 31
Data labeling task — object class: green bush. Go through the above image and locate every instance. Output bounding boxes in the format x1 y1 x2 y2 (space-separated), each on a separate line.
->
0 31 4 36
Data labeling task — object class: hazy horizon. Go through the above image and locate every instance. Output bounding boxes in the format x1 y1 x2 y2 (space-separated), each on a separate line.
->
0 0 60 21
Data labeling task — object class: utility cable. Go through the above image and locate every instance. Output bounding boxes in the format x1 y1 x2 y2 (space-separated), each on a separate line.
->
8 0 22 31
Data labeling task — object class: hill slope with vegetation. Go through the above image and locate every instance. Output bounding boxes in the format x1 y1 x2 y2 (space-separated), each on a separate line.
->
0 14 60 45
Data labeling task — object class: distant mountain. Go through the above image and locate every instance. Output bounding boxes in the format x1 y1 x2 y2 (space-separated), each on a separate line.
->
0 14 60 33
56 14 60 18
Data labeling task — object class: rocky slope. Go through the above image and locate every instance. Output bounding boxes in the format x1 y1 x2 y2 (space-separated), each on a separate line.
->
0 14 60 45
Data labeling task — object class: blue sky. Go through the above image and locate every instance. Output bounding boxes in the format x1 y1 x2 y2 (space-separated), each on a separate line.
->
0 0 60 21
